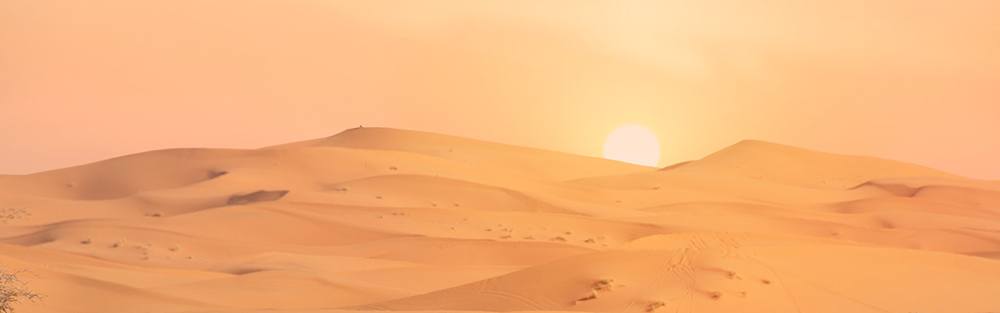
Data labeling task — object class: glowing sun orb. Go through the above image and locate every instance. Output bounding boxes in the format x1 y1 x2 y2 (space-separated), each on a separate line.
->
602 124 661 167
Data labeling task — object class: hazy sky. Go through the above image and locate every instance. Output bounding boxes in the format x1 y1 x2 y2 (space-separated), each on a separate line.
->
2 0 999 178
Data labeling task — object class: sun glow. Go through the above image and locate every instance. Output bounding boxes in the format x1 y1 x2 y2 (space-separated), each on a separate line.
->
602 124 661 167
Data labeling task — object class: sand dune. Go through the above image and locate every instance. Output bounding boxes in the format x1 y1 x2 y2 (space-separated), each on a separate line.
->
1 127 998 313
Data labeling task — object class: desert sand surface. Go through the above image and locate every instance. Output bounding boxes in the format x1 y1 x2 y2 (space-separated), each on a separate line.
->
2 127 1000 313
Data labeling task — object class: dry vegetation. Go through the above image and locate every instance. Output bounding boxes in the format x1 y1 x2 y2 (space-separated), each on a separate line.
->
0 270 40 313
1 210 39 313
0 209 28 224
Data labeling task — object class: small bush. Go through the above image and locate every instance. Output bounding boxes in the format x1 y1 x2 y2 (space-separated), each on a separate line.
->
592 279 615 291
575 290 598 303
646 301 665 312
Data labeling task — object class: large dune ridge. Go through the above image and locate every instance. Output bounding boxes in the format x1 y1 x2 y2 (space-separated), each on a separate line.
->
1 127 999 313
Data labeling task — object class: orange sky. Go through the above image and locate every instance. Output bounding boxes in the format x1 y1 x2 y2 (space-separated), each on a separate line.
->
2 0 999 178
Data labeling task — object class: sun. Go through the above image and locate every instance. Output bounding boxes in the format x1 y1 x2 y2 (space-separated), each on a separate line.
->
602 124 661 167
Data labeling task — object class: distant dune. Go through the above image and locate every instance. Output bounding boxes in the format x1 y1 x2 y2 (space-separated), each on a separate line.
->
1 127 999 313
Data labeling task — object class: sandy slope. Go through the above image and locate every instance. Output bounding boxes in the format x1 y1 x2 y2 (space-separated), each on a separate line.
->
1 127 999 313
